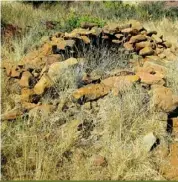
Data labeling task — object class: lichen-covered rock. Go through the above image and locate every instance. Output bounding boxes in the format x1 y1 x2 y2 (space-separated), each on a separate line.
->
72 83 111 103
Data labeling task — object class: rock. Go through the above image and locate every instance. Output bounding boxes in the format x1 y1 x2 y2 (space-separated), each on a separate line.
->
139 46 154 56
115 33 124 39
135 41 152 51
143 61 167 74
121 28 138 35
80 35 90 44
48 57 78 81
129 35 147 43
10 66 22 78
155 47 164 55
130 20 143 31
160 143 178 180
101 75 139 86
136 71 164 85
93 155 107 167
172 117 178 128
72 83 111 103
43 54 62 66
171 117 178 140
21 102 38 110
103 23 120 34
163 41 172 48
152 34 162 43
143 132 157 152
123 42 134 51
112 39 122 44
21 88 36 102
82 102 91 110
147 30 157 36
1 62 13 76
151 86 178 112
1 108 23 121
34 74 53 95
101 75 139 95
19 71 33 87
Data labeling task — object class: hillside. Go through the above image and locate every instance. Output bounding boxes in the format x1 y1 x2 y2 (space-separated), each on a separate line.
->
1 1 178 180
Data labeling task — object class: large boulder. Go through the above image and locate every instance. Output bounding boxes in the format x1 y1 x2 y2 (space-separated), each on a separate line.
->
151 86 178 112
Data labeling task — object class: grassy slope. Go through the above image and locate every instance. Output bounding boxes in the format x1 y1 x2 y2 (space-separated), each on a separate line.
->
1 1 178 180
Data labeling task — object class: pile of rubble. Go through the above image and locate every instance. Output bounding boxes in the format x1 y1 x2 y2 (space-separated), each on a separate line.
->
1 20 178 179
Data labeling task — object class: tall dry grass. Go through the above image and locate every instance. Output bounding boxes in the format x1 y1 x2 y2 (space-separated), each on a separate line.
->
1 1 178 181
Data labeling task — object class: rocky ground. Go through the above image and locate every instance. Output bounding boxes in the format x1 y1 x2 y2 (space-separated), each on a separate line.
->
1 1 178 180
1 20 178 180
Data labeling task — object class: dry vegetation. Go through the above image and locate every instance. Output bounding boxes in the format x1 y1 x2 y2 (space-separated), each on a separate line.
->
1 1 178 180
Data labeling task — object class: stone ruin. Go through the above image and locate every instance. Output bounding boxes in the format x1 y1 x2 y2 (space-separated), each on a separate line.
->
1 20 178 179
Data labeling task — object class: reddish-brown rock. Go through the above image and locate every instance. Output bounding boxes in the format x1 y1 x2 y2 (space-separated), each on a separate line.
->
1 108 23 121
72 83 111 102
19 71 33 87
151 86 178 112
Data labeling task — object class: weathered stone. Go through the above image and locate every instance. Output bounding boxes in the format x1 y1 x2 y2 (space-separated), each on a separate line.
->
123 42 134 51
80 35 90 44
34 74 52 95
103 23 120 34
1 62 13 76
115 33 124 39
136 71 164 85
112 39 122 44
21 102 38 110
160 143 178 180
143 132 157 152
72 83 111 102
43 54 62 66
19 71 33 87
152 34 162 43
21 88 35 102
1 108 23 121
130 20 143 31
163 41 172 48
10 66 22 78
155 47 164 55
101 75 140 95
129 35 147 43
121 28 138 35
139 47 154 56
135 41 152 51
136 61 167 75
147 30 157 36
151 86 178 112
48 57 78 81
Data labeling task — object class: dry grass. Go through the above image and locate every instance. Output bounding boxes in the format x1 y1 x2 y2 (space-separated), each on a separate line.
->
144 18 178 46
2 84 168 180
1 1 178 181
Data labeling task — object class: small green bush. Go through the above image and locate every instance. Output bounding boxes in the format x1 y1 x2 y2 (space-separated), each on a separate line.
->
63 12 106 32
